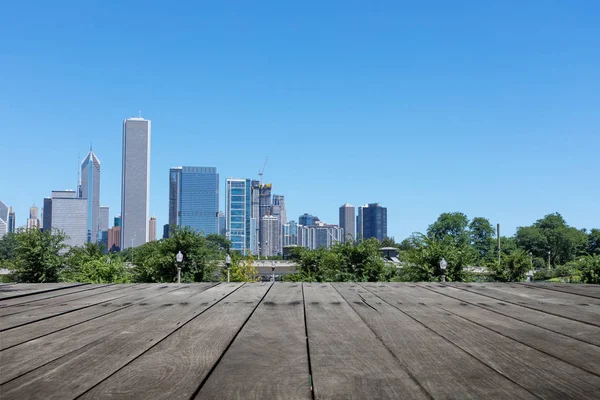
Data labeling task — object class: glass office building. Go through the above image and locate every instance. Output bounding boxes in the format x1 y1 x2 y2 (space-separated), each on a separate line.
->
226 178 251 254
169 166 219 235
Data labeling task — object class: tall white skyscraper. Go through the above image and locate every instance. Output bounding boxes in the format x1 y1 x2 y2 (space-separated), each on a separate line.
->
339 203 355 242
80 148 101 243
121 117 151 249
49 190 88 250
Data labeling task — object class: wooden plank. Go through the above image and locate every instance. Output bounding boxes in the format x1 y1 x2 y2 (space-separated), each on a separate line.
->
417 283 600 347
411 283 600 377
0 283 219 384
0 283 88 300
79 282 271 400
303 283 429 400
0 284 119 316
482 283 600 308
444 282 600 327
518 282 600 299
0 283 119 308
0 284 141 330
332 283 538 399
361 283 600 399
1 283 241 399
194 282 311 400
0 284 189 350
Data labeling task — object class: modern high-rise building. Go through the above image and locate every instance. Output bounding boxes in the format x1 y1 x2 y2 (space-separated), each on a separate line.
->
99 206 109 249
149 216 157 242
80 148 101 243
339 203 356 242
8 206 16 234
169 166 219 235
108 227 121 252
42 198 52 232
0 201 8 239
114 215 122 227
226 178 252 254
49 190 88 249
297 222 343 250
357 203 387 242
258 184 272 253
163 224 170 239
283 220 298 247
270 194 286 255
299 213 319 226
260 215 280 257
218 211 226 237
27 204 40 230
121 117 151 249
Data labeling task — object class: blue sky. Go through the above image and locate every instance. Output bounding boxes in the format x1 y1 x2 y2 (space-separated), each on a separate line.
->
1 0 599 240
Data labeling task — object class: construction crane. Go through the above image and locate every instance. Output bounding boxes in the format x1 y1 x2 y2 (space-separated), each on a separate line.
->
258 156 269 186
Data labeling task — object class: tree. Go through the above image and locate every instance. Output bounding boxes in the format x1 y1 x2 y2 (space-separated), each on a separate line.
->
427 212 469 245
229 251 260 282
380 237 397 248
515 213 588 266
578 255 600 284
399 234 476 282
132 226 221 283
587 229 600 256
0 232 18 262
9 229 67 283
468 217 495 261
61 258 131 283
488 249 530 282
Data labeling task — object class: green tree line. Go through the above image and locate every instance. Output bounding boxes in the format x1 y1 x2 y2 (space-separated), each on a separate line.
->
1 213 598 284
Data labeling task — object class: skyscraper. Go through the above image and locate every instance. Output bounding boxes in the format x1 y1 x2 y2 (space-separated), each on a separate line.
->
8 206 16 233
108 226 121 252
80 148 101 243
339 203 356 242
99 206 109 249
226 178 252 254
149 216 157 242
163 224 170 239
260 215 281 257
0 201 8 239
258 184 272 253
270 194 286 255
217 211 226 236
114 215 121 227
49 191 87 249
299 213 319 226
42 198 52 232
121 117 151 249
27 204 40 230
283 220 298 247
169 166 219 235
357 203 387 242
250 180 260 253
296 222 343 250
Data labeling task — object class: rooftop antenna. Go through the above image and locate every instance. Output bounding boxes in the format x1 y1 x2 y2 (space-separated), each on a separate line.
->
259 156 269 187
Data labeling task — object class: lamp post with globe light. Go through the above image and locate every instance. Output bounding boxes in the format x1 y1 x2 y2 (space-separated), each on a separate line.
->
176 251 183 284
440 258 447 283
226 254 231 283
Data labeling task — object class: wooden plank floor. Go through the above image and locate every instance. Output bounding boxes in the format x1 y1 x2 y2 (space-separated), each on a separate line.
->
1 283 599 399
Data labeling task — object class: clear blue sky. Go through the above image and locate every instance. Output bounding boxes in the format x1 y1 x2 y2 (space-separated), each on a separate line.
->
1 0 599 240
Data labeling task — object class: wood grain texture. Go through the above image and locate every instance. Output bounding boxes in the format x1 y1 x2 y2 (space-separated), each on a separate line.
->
517 282 600 299
0 283 88 299
444 282 600 327
332 283 538 399
0 283 113 308
79 282 270 400
0 284 187 350
195 282 312 400
362 283 600 400
0 284 140 329
303 283 429 400
418 283 600 347
0 284 216 385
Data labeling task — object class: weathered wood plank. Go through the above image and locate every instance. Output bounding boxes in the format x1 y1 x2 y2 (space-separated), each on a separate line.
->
303 283 429 400
79 283 271 400
0 284 121 316
194 282 311 400
0 284 218 384
0 284 141 329
444 282 600 327
0 283 116 308
0 284 189 350
0 283 88 300
333 283 538 399
1 284 241 399
518 282 600 299
362 283 600 399
411 283 600 376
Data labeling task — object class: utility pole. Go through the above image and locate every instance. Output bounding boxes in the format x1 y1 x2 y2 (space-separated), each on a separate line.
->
497 223 501 267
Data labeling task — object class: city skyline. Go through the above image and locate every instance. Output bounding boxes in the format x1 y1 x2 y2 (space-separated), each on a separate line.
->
2 3 599 241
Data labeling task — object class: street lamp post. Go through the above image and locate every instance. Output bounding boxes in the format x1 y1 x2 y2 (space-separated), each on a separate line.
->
257 241 260 261
547 251 551 270
271 260 275 283
226 254 231 283
176 251 183 283
440 258 447 283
